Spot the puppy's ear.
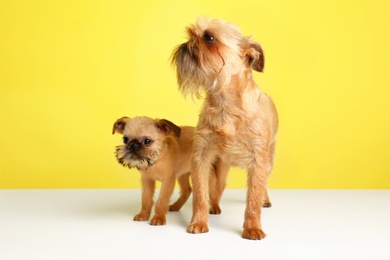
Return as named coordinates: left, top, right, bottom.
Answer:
left=112, top=117, right=130, bottom=135
left=155, top=119, right=181, bottom=138
left=243, top=39, right=265, bottom=72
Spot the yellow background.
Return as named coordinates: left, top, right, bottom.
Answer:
left=1, top=0, right=389, bottom=189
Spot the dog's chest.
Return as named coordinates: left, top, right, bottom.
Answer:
left=218, top=132, right=265, bottom=168
left=202, top=87, right=261, bottom=131
left=201, top=106, right=246, bottom=136
left=198, top=88, right=268, bottom=167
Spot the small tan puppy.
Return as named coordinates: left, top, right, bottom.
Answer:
left=112, top=116, right=193, bottom=225
left=172, top=18, right=278, bottom=240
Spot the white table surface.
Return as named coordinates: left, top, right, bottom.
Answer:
left=1, top=189, right=389, bottom=260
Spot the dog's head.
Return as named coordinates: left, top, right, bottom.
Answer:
left=112, top=116, right=181, bottom=170
left=171, top=18, right=264, bottom=98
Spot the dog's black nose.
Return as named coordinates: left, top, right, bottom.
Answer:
left=128, top=141, right=141, bottom=152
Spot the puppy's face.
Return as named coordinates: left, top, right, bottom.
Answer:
left=171, top=18, right=265, bottom=98
left=112, top=116, right=181, bottom=170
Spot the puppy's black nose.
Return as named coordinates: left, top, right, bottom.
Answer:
left=128, top=141, right=141, bottom=152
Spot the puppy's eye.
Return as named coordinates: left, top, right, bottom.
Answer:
left=123, top=137, right=129, bottom=144
left=203, top=33, right=215, bottom=44
left=143, top=138, right=153, bottom=146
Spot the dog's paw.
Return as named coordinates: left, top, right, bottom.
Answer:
left=150, top=215, right=166, bottom=226
left=262, top=201, right=272, bottom=208
left=187, top=222, right=209, bottom=234
left=169, top=204, right=181, bottom=212
left=209, top=206, right=222, bottom=215
left=133, top=213, right=149, bottom=221
left=242, top=228, right=266, bottom=240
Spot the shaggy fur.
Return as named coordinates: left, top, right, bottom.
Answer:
left=172, top=18, right=278, bottom=240
left=113, top=116, right=193, bottom=225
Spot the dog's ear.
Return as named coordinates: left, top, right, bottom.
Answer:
left=243, top=39, right=264, bottom=72
left=155, top=119, right=181, bottom=138
left=112, top=117, right=130, bottom=135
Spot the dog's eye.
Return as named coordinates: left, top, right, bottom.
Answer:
left=143, top=138, right=153, bottom=146
left=203, top=33, right=215, bottom=44
left=123, top=137, right=129, bottom=144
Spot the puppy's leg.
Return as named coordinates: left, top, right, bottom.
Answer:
left=262, top=189, right=272, bottom=208
left=262, top=142, right=275, bottom=208
left=208, top=167, right=218, bottom=214
left=209, top=158, right=229, bottom=214
left=150, top=175, right=176, bottom=225
left=169, top=172, right=191, bottom=211
left=134, top=176, right=155, bottom=221
left=187, top=142, right=216, bottom=234
left=242, top=157, right=269, bottom=240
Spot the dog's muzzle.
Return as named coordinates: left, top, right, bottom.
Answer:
left=128, top=140, right=141, bottom=153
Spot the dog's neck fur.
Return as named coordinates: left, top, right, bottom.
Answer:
left=201, top=71, right=261, bottom=133
left=207, top=68, right=258, bottom=106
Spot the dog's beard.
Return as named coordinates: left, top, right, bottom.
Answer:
left=115, top=145, right=159, bottom=170
left=172, top=43, right=225, bottom=99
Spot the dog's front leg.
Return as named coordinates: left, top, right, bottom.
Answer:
left=134, top=177, right=155, bottom=221
left=187, top=141, right=216, bottom=234
left=150, top=175, right=176, bottom=226
left=242, top=160, right=268, bottom=240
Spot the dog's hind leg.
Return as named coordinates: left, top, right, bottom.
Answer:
left=262, top=142, right=276, bottom=208
left=169, top=172, right=192, bottom=211
left=209, top=158, right=229, bottom=214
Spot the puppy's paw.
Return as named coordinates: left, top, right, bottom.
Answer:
left=209, top=206, right=221, bottom=215
left=187, top=222, right=209, bottom=234
left=262, top=201, right=272, bottom=208
left=133, top=213, right=150, bottom=222
left=169, top=203, right=182, bottom=212
left=242, top=228, right=266, bottom=240
left=150, top=215, right=166, bottom=226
